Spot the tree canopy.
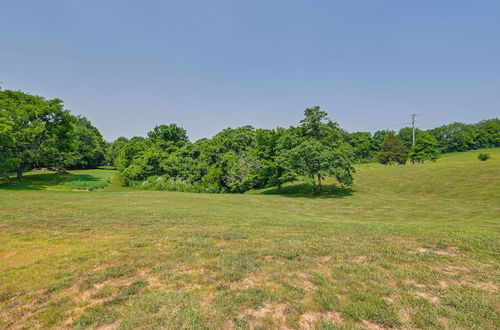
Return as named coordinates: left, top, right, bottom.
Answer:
left=111, top=106, right=355, bottom=194
left=1, top=88, right=498, bottom=193
left=0, top=90, right=106, bottom=179
left=409, top=131, right=440, bottom=163
left=0, top=90, right=74, bottom=179
left=377, top=132, right=407, bottom=165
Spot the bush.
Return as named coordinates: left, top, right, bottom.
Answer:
left=130, top=176, right=222, bottom=193
left=478, top=153, right=490, bottom=161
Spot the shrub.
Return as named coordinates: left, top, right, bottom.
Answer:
left=130, top=176, right=222, bottom=193
left=478, top=153, right=490, bottom=161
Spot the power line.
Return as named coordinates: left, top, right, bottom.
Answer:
left=357, top=122, right=412, bottom=131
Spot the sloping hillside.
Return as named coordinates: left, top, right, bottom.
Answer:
left=0, top=149, right=498, bottom=329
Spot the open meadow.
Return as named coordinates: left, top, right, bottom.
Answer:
left=0, top=149, right=499, bottom=329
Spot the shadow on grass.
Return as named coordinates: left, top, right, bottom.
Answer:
left=0, top=173, right=101, bottom=191
left=256, top=183, right=354, bottom=199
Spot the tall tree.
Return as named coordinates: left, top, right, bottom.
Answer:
left=287, top=106, right=354, bottom=193
left=346, top=131, right=377, bottom=160
left=0, top=90, right=73, bottom=179
left=377, top=132, right=407, bottom=165
left=147, top=124, right=189, bottom=144
left=0, top=117, right=16, bottom=179
left=105, top=137, right=129, bottom=166
left=409, top=132, right=440, bottom=163
left=63, top=116, right=106, bottom=169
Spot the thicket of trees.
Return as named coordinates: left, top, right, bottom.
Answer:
left=108, top=107, right=355, bottom=193
left=1, top=88, right=499, bottom=192
left=344, top=119, right=499, bottom=163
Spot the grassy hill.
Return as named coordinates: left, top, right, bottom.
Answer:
left=0, top=149, right=498, bottom=329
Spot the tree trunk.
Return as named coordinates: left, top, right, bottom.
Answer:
left=277, top=183, right=282, bottom=194
left=16, top=168, right=23, bottom=181
left=312, top=178, right=317, bottom=195
left=317, top=173, right=322, bottom=192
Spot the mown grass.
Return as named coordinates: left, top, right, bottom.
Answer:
left=0, top=149, right=498, bottom=329
left=0, top=168, right=115, bottom=191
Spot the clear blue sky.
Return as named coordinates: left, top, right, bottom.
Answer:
left=1, top=1, right=499, bottom=141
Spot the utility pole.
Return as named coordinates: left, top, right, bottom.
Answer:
left=411, top=114, right=417, bottom=147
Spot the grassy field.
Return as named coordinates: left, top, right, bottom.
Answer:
left=0, top=149, right=499, bottom=329
left=0, top=169, right=115, bottom=192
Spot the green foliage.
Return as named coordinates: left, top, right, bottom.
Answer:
left=0, top=117, right=17, bottom=179
left=2, top=88, right=498, bottom=194
left=409, top=131, right=440, bottom=163
left=285, top=106, right=354, bottom=193
left=345, top=131, right=378, bottom=161
left=398, top=127, right=421, bottom=152
left=62, top=116, right=106, bottom=170
left=0, top=90, right=74, bottom=179
left=147, top=123, right=189, bottom=144
left=105, top=136, right=128, bottom=166
left=117, top=108, right=354, bottom=194
left=426, top=120, right=500, bottom=153
left=373, top=130, right=390, bottom=150
left=377, top=132, right=407, bottom=165
left=478, top=153, right=490, bottom=161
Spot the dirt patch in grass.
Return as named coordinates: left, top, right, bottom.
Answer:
left=96, top=320, right=120, bottom=329
left=414, top=291, right=440, bottom=303
left=239, top=303, right=288, bottom=328
left=229, top=274, right=261, bottom=290
left=412, top=246, right=459, bottom=256
left=404, top=279, right=427, bottom=289
left=471, top=281, right=498, bottom=292
left=362, top=319, right=385, bottom=329
left=440, top=265, right=469, bottom=274
left=353, top=255, right=367, bottom=262
left=299, top=311, right=343, bottom=328
left=0, top=251, right=18, bottom=261
left=138, top=269, right=167, bottom=289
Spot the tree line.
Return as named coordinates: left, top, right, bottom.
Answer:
left=1, top=89, right=499, bottom=193
left=108, top=106, right=354, bottom=193
left=344, top=120, right=499, bottom=163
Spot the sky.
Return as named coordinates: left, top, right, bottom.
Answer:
left=1, top=0, right=499, bottom=141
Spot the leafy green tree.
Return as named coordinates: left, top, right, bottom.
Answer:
left=0, top=117, right=16, bottom=179
left=114, top=137, right=147, bottom=172
left=475, top=119, right=500, bottom=148
left=346, top=131, right=377, bottom=161
left=409, top=132, right=440, bottom=163
left=0, top=90, right=73, bottom=179
left=286, top=106, right=354, bottom=193
left=377, top=132, right=407, bottom=165
left=220, top=151, right=260, bottom=193
left=397, top=127, right=421, bottom=152
left=147, top=124, right=189, bottom=144
left=63, top=116, right=106, bottom=169
left=373, top=130, right=390, bottom=151
left=287, top=139, right=354, bottom=193
left=105, top=137, right=129, bottom=166
left=250, top=127, right=298, bottom=193
left=428, top=122, right=477, bottom=153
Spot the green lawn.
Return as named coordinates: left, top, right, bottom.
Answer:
left=0, top=168, right=115, bottom=192
left=0, top=149, right=499, bottom=329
